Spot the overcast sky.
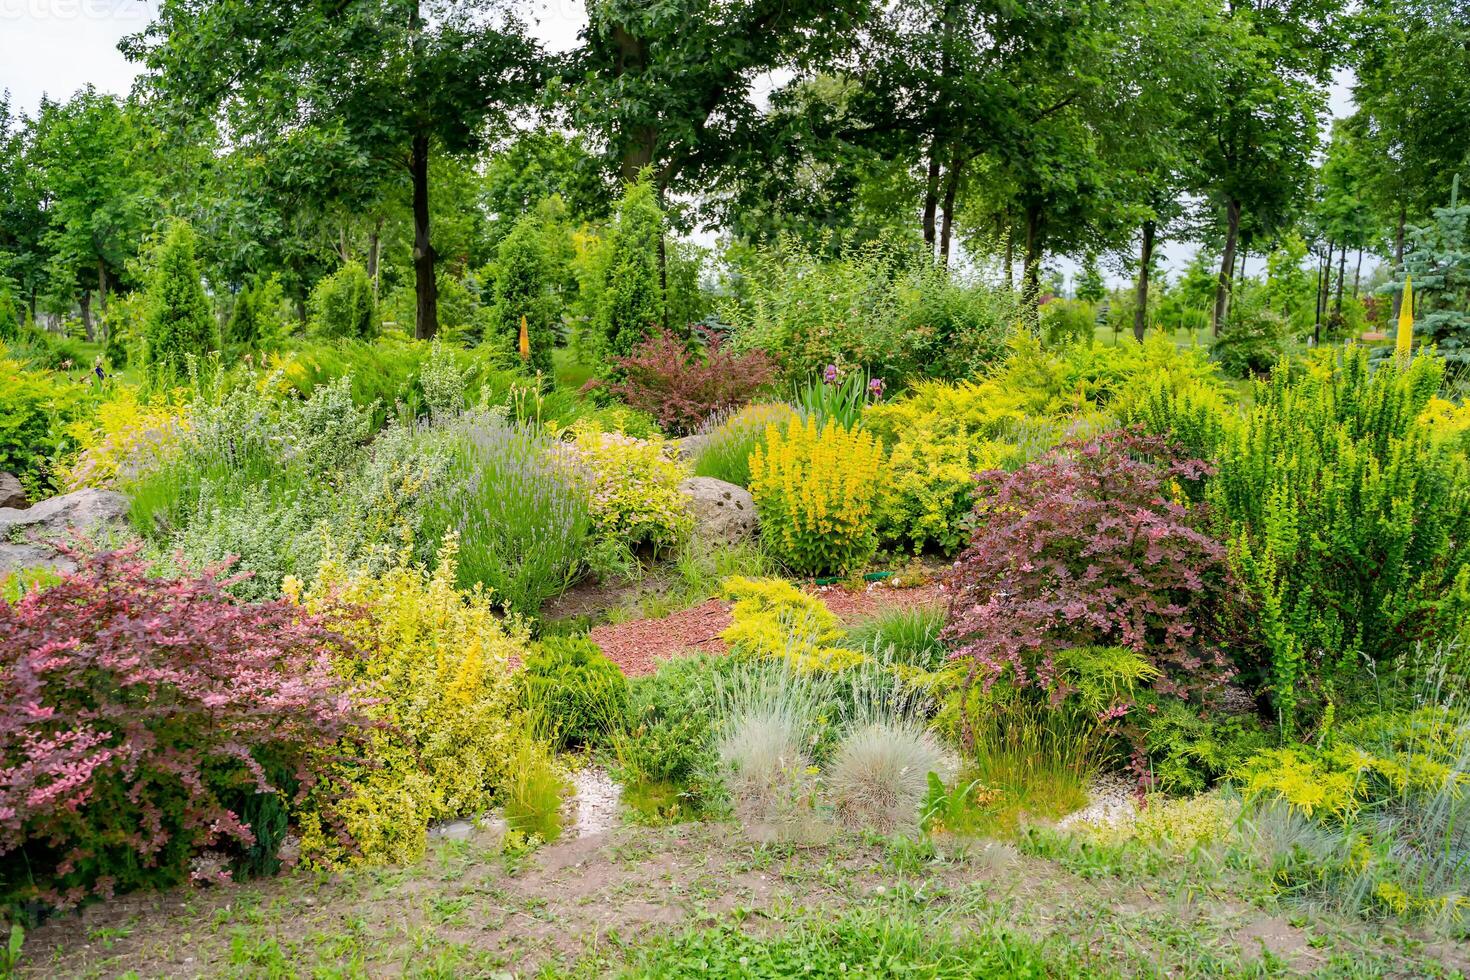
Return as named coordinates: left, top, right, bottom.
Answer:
left=2, top=1, right=1358, bottom=286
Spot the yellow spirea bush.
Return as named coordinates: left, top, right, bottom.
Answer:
left=560, top=421, right=693, bottom=549
left=285, top=537, right=529, bottom=867
left=748, top=416, right=885, bottom=576
left=61, top=385, right=189, bottom=490
left=878, top=424, right=1013, bottom=556
left=721, top=575, right=865, bottom=672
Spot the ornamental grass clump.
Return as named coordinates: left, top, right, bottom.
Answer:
left=748, top=416, right=885, bottom=576
left=0, top=545, right=364, bottom=908
left=423, top=414, right=591, bottom=617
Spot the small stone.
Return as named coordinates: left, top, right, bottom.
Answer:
left=0, top=472, right=25, bottom=510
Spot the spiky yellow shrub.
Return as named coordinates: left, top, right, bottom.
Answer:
left=748, top=417, right=884, bottom=576
left=63, top=386, right=189, bottom=490
left=721, top=575, right=865, bottom=672
left=286, top=538, right=529, bottom=867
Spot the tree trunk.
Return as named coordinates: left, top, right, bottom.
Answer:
left=96, top=258, right=108, bottom=314
left=1391, top=204, right=1406, bottom=319
left=1353, top=247, right=1362, bottom=298
left=938, top=153, right=963, bottom=265
left=1133, top=220, right=1155, bottom=342
left=410, top=133, right=438, bottom=340
left=1334, top=242, right=1347, bottom=313
left=1003, top=211, right=1015, bottom=288
left=367, top=218, right=382, bottom=299
left=80, top=290, right=93, bottom=342
left=1212, top=197, right=1241, bottom=334
left=1022, top=202, right=1044, bottom=311
left=1313, top=250, right=1324, bottom=344
left=921, top=146, right=941, bottom=251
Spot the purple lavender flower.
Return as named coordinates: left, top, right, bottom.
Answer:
left=823, top=363, right=839, bottom=386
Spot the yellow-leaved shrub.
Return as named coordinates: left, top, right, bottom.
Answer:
left=748, top=417, right=884, bottom=576
left=286, top=537, right=530, bottom=867
left=559, top=421, right=693, bottom=549
left=721, top=575, right=865, bottom=672
left=62, top=386, right=189, bottom=490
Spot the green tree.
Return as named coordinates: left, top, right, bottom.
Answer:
left=127, top=0, right=542, bottom=341
left=1351, top=0, right=1470, bottom=309
left=1075, top=258, right=1107, bottom=303
left=308, top=262, right=376, bottom=340
left=1388, top=176, right=1470, bottom=362
left=489, top=213, right=558, bottom=375
left=573, top=0, right=868, bottom=198
left=29, top=88, right=154, bottom=341
left=0, top=94, right=49, bottom=324
left=143, top=222, right=215, bottom=379
left=595, top=178, right=666, bottom=360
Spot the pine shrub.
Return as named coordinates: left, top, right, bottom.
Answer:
left=489, top=212, right=558, bottom=375
left=308, top=261, right=376, bottom=340
left=142, top=221, right=215, bottom=380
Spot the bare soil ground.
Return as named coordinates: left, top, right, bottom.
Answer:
left=22, top=818, right=1467, bottom=978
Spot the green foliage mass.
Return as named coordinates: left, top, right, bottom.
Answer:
left=489, top=211, right=558, bottom=375
left=142, top=222, right=215, bottom=381
left=519, top=635, right=628, bottom=750
left=595, top=177, right=665, bottom=360
left=308, top=262, right=376, bottom=341
left=1211, top=347, right=1470, bottom=728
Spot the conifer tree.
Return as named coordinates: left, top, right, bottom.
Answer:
left=143, top=221, right=214, bottom=380
left=596, top=177, right=664, bottom=360
left=489, top=213, right=557, bottom=375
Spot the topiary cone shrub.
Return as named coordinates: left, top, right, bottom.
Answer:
left=944, top=429, right=1233, bottom=769
left=0, top=544, right=368, bottom=910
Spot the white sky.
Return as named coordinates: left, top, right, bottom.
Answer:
left=1, top=1, right=1358, bottom=286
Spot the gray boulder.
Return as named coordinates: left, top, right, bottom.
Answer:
left=0, top=472, right=24, bottom=510
left=678, top=476, right=758, bottom=545
left=0, top=488, right=131, bottom=576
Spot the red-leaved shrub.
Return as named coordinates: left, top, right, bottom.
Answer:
left=0, top=545, right=365, bottom=908
left=945, top=429, right=1232, bottom=714
left=606, top=326, right=775, bottom=434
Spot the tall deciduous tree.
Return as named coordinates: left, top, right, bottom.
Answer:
left=126, top=0, right=541, bottom=340
left=29, top=88, right=153, bottom=340
left=571, top=0, right=868, bottom=199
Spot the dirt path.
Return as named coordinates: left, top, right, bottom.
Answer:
left=22, top=820, right=1462, bottom=978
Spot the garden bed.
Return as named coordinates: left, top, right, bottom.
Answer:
left=589, top=578, right=947, bottom=675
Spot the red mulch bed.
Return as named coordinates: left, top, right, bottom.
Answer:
left=590, top=580, right=949, bottom=677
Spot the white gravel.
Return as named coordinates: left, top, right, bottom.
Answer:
left=570, top=765, right=622, bottom=838
left=1056, top=773, right=1139, bottom=831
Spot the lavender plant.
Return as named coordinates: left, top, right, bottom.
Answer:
left=423, top=413, right=591, bottom=617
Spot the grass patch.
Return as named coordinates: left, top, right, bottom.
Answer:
left=843, top=603, right=948, bottom=669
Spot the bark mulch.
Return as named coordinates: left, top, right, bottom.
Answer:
left=589, top=580, right=948, bottom=676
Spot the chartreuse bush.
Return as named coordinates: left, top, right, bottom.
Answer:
left=61, top=384, right=188, bottom=490
left=692, top=402, right=796, bottom=487
left=748, top=416, right=885, bottom=576
left=1211, top=347, right=1470, bottom=728
left=721, top=576, right=864, bottom=672
left=1231, top=702, right=1470, bottom=930
left=1, top=546, right=363, bottom=908
left=286, top=539, right=534, bottom=867
left=0, top=344, right=91, bottom=496
left=520, top=635, right=628, bottom=749
left=559, top=421, right=693, bottom=551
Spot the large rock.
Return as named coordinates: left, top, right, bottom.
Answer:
left=678, top=476, right=757, bottom=545
left=0, top=488, right=130, bottom=575
left=0, top=472, right=25, bottom=510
